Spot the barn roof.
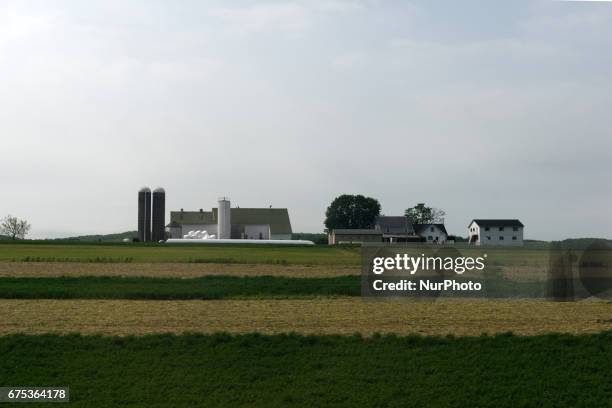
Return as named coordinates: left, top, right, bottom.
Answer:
left=374, top=216, right=413, bottom=234
left=413, top=223, right=448, bottom=235
left=170, top=208, right=292, bottom=235
left=469, top=219, right=524, bottom=228
left=333, top=229, right=383, bottom=235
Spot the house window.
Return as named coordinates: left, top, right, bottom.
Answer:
left=259, top=232, right=263, bottom=240
left=430, top=227, right=434, bottom=232
left=484, top=227, right=489, bottom=231
left=428, top=236, right=433, bottom=241
left=499, top=236, right=504, bottom=240
left=499, top=227, right=504, bottom=231
left=487, top=236, right=491, bottom=240
left=513, top=227, right=518, bottom=231
left=512, top=236, right=517, bottom=240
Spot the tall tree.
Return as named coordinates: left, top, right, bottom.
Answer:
left=1, top=215, right=31, bottom=240
left=325, top=195, right=381, bottom=231
left=405, top=204, right=445, bottom=224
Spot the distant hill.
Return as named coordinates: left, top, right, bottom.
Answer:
left=54, top=231, right=138, bottom=243
left=558, top=238, right=612, bottom=249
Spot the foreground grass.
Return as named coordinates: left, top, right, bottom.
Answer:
left=0, top=276, right=359, bottom=299
left=0, top=243, right=361, bottom=265
left=1, top=332, right=612, bottom=407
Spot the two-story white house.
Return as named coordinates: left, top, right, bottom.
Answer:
left=413, top=224, right=448, bottom=244
left=468, top=219, right=524, bottom=246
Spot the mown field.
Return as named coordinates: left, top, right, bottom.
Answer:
left=0, top=242, right=609, bottom=407
left=0, top=262, right=359, bottom=278
left=3, top=298, right=612, bottom=336
left=2, top=332, right=612, bottom=407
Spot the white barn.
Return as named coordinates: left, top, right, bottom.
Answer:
left=468, top=219, right=524, bottom=246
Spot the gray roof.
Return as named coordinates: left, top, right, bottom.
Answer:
left=470, top=219, right=524, bottom=228
left=333, top=229, right=382, bottom=235
left=413, top=223, right=448, bottom=235
left=375, top=216, right=414, bottom=234
left=170, top=210, right=215, bottom=224
left=170, top=207, right=292, bottom=235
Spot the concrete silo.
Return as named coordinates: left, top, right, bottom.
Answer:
left=138, top=187, right=152, bottom=242
left=217, top=197, right=231, bottom=239
left=152, top=187, right=166, bottom=242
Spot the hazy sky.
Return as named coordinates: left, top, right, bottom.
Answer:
left=1, top=0, right=611, bottom=240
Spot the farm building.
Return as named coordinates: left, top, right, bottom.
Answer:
left=167, top=198, right=292, bottom=240
left=328, top=216, right=449, bottom=244
left=413, top=224, right=448, bottom=244
left=468, top=219, right=524, bottom=246
left=328, top=229, right=383, bottom=244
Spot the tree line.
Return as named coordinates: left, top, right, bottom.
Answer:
left=324, top=195, right=444, bottom=231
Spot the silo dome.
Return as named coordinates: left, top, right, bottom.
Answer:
left=139, top=187, right=151, bottom=193
left=153, top=187, right=165, bottom=193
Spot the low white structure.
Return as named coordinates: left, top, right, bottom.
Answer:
left=167, top=238, right=313, bottom=245
left=468, top=219, right=524, bottom=246
left=183, top=230, right=216, bottom=240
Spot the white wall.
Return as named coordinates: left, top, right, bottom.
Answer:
left=468, top=222, right=481, bottom=245
left=244, top=224, right=270, bottom=240
left=469, top=222, right=524, bottom=246
left=419, top=225, right=448, bottom=244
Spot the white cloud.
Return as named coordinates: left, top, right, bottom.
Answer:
left=209, top=0, right=363, bottom=33
left=0, top=6, right=57, bottom=49
left=209, top=3, right=311, bottom=33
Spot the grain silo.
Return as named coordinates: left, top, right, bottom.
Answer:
left=152, top=187, right=166, bottom=242
left=138, top=187, right=152, bottom=242
left=217, top=197, right=231, bottom=239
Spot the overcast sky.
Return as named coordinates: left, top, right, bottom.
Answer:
left=1, top=0, right=611, bottom=240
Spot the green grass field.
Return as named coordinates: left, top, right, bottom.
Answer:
left=0, top=243, right=361, bottom=265
left=0, top=242, right=564, bottom=267
left=0, top=276, right=359, bottom=299
left=1, top=332, right=611, bottom=407
left=0, top=275, right=551, bottom=299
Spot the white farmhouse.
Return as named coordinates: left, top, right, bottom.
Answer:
left=413, top=224, right=448, bottom=244
left=468, top=219, right=524, bottom=246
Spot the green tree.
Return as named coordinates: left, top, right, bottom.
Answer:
left=405, top=204, right=445, bottom=224
left=325, top=195, right=381, bottom=231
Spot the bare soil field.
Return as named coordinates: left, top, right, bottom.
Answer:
left=2, top=298, right=611, bottom=336
left=0, top=262, right=359, bottom=278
